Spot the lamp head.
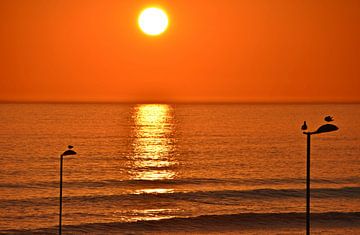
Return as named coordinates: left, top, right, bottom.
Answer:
left=61, top=146, right=77, bottom=157
left=305, top=123, right=339, bottom=135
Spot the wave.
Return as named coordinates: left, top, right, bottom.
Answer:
left=2, top=212, right=360, bottom=234
left=1, top=187, right=360, bottom=207
left=1, top=176, right=359, bottom=189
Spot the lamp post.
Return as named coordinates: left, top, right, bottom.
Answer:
left=59, top=146, right=77, bottom=235
left=302, top=122, right=338, bottom=235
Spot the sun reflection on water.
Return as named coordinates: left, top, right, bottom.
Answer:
left=133, top=188, right=175, bottom=194
left=130, top=104, right=176, bottom=181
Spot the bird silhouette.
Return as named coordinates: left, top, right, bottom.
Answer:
left=301, top=121, right=308, bottom=130
left=324, top=116, right=334, bottom=122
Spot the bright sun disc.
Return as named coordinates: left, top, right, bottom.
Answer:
left=138, top=7, right=169, bottom=36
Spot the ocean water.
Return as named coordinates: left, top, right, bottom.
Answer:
left=0, top=103, right=359, bottom=234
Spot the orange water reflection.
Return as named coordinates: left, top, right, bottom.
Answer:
left=130, top=104, right=176, bottom=181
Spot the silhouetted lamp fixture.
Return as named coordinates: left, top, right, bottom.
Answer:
left=59, top=145, right=77, bottom=235
left=302, top=120, right=338, bottom=235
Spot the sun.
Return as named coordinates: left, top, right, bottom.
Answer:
left=138, top=7, right=169, bottom=36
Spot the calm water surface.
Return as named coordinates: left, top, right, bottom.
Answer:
left=0, top=104, right=359, bottom=234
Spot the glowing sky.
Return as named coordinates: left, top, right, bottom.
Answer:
left=0, top=0, right=359, bottom=102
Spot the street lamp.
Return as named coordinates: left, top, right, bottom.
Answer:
left=302, top=121, right=338, bottom=235
left=59, top=145, right=77, bottom=235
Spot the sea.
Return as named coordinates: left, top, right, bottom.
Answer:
left=0, top=103, right=359, bottom=234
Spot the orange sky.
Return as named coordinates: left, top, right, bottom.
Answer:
left=0, top=0, right=359, bottom=102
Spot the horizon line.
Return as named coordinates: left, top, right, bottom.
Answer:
left=1, top=100, right=359, bottom=105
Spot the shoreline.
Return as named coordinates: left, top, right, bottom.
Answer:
left=3, top=212, right=360, bottom=234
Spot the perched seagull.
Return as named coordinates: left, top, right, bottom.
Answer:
left=301, top=121, right=308, bottom=130
left=68, top=145, right=74, bottom=149
left=324, top=116, right=334, bottom=122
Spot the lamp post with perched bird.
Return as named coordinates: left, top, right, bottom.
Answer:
left=301, top=117, right=338, bottom=235
left=59, top=145, right=77, bottom=235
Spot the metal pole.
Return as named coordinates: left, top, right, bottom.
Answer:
left=306, top=133, right=311, bottom=235
left=59, top=155, right=63, bottom=235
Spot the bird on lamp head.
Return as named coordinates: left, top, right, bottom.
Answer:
left=301, top=121, right=308, bottom=130
left=324, top=116, right=334, bottom=122
left=61, top=145, right=76, bottom=157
